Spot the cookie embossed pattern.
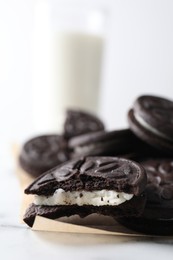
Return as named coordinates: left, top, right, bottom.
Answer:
left=19, top=135, right=70, bottom=178
left=128, top=95, right=173, bottom=154
left=19, top=109, right=105, bottom=179
left=116, top=158, right=173, bottom=235
left=23, top=157, right=147, bottom=227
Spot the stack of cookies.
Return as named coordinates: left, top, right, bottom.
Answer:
left=19, top=95, right=173, bottom=235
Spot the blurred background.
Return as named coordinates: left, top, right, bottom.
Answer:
left=1, top=0, right=173, bottom=169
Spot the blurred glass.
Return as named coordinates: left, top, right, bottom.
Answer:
left=32, top=0, right=106, bottom=134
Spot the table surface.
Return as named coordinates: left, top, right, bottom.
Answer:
left=1, top=163, right=173, bottom=260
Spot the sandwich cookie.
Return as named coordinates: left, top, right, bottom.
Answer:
left=116, top=158, right=173, bottom=235
left=19, top=135, right=70, bottom=178
left=69, top=129, right=156, bottom=157
left=128, top=95, right=173, bottom=155
left=23, top=156, right=147, bottom=227
left=63, top=109, right=105, bottom=140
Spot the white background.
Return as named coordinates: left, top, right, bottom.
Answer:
left=1, top=0, right=173, bottom=166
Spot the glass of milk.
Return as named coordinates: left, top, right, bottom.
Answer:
left=32, top=0, right=106, bottom=134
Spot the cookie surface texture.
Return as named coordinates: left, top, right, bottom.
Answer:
left=63, top=110, right=104, bottom=139
left=19, top=135, right=70, bottom=177
left=128, top=95, right=173, bottom=154
left=24, top=157, right=147, bottom=227
left=69, top=129, right=152, bottom=157
left=116, top=157, right=173, bottom=235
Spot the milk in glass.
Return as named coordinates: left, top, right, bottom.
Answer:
left=32, top=2, right=105, bottom=133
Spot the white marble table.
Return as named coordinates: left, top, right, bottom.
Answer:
left=1, top=164, right=173, bottom=260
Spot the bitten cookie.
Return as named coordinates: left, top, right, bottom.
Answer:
left=19, top=135, right=70, bottom=178
left=128, top=95, right=173, bottom=155
left=23, top=156, right=147, bottom=227
left=63, top=109, right=105, bottom=139
left=116, top=158, right=173, bottom=235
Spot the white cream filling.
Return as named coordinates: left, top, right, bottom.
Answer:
left=34, top=189, right=133, bottom=206
left=134, top=113, right=173, bottom=141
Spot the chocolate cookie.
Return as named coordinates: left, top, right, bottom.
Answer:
left=128, top=95, right=173, bottom=155
left=69, top=129, right=158, bottom=157
left=23, top=157, right=147, bottom=227
left=63, top=109, right=104, bottom=139
left=116, top=158, right=173, bottom=235
left=19, top=135, right=70, bottom=178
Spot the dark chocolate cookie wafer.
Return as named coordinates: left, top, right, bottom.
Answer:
left=128, top=95, right=173, bottom=155
left=19, top=135, right=70, bottom=178
left=63, top=109, right=104, bottom=139
left=24, top=157, right=147, bottom=227
left=116, top=158, right=173, bottom=235
left=69, top=129, right=158, bottom=157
